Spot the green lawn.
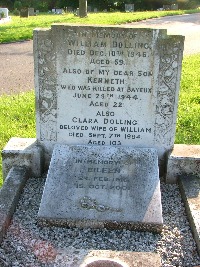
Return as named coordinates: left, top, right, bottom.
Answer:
left=0, top=9, right=199, bottom=43
left=0, top=54, right=199, bottom=186
left=176, top=55, right=200, bottom=144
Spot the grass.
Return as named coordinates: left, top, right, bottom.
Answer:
left=176, top=54, right=200, bottom=144
left=0, top=9, right=200, bottom=43
left=0, top=54, right=199, bottom=186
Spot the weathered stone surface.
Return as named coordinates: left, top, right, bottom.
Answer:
left=0, top=167, right=29, bottom=243
left=38, top=144, right=163, bottom=232
left=28, top=7, right=35, bottom=16
left=125, top=4, right=134, bottom=12
left=166, top=144, right=200, bottom=183
left=20, top=7, right=29, bottom=17
left=79, top=250, right=161, bottom=267
left=179, top=175, right=200, bottom=255
left=0, top=8, right=8, bottom=18
left=2, top=137, right=43, bottom=180
left=33, top=24, right=184, bottom=171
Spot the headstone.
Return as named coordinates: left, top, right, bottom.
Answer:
left=67, top=6, right=73, bottom=13
left=93, top=8, right=98, bottom=13
left=20, top=7, right=29, bottom=18
left=56, top=8, right=63, bottom=14
left=28, top=7, right=34, bottom=16
left=125, top=4, right=134, bottom=12
left=0, top=8, right=8, bottom=18
left=79, top=0, right=87, bottom=17
left=163, top=5, right=171, bottom=10
left=33, top=24, right=184, bottom=171
left=36, top=10, right=39, bottom=15
left=52, top=8, right=63, bottom=14
left=171, top=4, right=178, bottom=10
left=38, top=144, right=163, bottom=232
left=87, top=5, right=92, bottom=12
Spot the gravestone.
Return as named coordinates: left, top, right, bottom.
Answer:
left=20, top=7, right=29, bottom=18
left=67, top=6, right=73, bottom=12
left=34, top=24, right=184, bottom=231
left=87, top=5, right=92, bottom=12
left=33, top=24, right=184, bottom=171
left=171, top=4, right=178, bottom=10
left=52, top=8, right=63, bottom=14
left=163, top=5, right=171, bottom=10
left=28, top=7, right=34, bottom=16
left=56, top=8, right=63, bottom=14
left=0, top=8, right=8, bottom=18
left=79, top=0, right=87, bottom=17
left=93, top=8, right=98, bottom=13
left=38, top=144, right=162, bottom=231
left=125, top=4, right=134, bottom=12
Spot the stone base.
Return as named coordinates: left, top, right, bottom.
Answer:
left=166, top=144, right=200, bottom=183
left=2, top=137, right=44, bottom=180
left=38, top=144, right=163, bottom=232
left=79, top=250, right=161, bottom=267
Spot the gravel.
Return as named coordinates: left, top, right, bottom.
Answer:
left=0, top=176, right=200, bottom=267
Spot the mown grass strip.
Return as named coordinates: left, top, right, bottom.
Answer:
left=176, top=54, right=200, bottom=144
left=0, top=9, right=199, bottom=43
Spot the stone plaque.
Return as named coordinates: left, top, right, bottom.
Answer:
left=33, top=25, right=184, bottom=168
left=38, top=144, right=163, bottom=232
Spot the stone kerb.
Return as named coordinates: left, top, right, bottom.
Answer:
left=33, top=24, right=184, bottom=172
left=0, top=167, right=29, bottom=243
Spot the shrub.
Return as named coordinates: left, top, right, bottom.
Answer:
left=12, top=9, right=20, bottom=16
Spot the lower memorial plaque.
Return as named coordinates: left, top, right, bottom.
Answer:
left=38, top=144, right=163, bottom=232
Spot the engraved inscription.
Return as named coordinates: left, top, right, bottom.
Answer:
left=35, top=25, right=184, bottom=158
left=73, top=151, right=131, bottom=192
left=56, top=27, right=156, bottom=146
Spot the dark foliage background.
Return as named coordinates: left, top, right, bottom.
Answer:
left=0, top=0, right=199, bottom=12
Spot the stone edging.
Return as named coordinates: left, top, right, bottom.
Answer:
left=0, top=166, right=29, bottom=243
